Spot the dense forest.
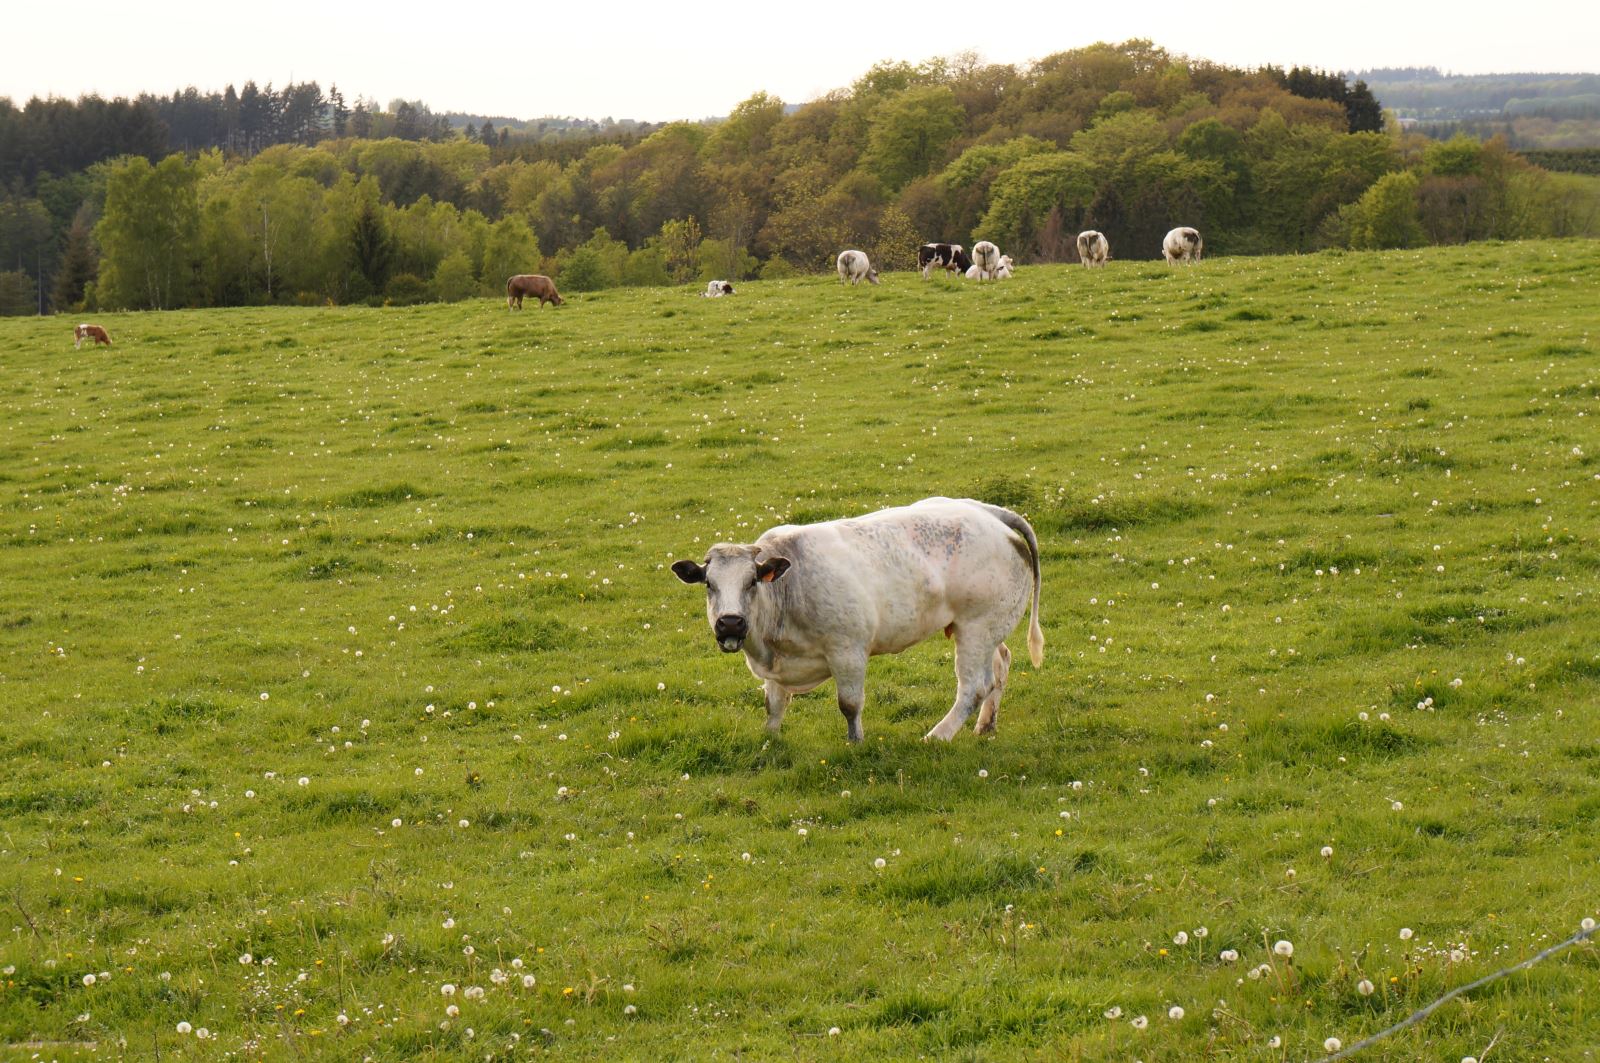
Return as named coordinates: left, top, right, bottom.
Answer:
left=1, top=41, right=1597, bottom=314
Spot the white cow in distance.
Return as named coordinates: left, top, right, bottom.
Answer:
left=672, top=497, right=1044, bottom=743
left=969, top=240, right=1003, bottom=280
left=1077, top=230, right=1108, bottom=267
left=836, top=250, right=880, bottom=285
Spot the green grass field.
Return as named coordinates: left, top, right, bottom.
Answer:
left=2, top=241, right=1598, bottom=1061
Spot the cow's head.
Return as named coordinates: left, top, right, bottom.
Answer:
left=866, top=268, right=880, bottom=285
left=550, top=292, right=565, bottom=306
left=672, top=544, right=791, bottom=653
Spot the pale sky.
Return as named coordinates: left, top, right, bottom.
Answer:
left=5, top=1, right=1594, bottom=122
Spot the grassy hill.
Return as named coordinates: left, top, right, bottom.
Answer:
left=1, top=242, right=1597, bottom=1060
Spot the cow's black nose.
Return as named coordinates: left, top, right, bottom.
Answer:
left=714, top=615, right=748, bottom=639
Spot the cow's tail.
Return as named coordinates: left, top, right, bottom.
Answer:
left=981, top=502, right=1044, bottom=667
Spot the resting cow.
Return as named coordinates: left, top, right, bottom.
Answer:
left=918, top=243, right=972, bottom=279
left=836, top=250, right=880, bottom=285
left=1162, top=227, right=1203, bottom=266
left=74, top=323, right=111, bottom=348
left=703, top=280, right=735, bottom=297
left=506, top=274, right=564, bottom=309
left=1077, top=231, right=1108, bottom=268
left=672, top=497, right=1044, bottom=743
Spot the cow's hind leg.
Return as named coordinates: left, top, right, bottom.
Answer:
left=973, top=641, right=1011, bottom=735
left=925, top=630, right=998, bottom=741
left=763, top=679, right=792, bottom=735
left=830, top=653, right=868, bottom=743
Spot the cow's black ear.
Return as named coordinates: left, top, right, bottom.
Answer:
left=756, top=557, right=791, bottom=583
left=672, top=560, right=706, bottom=584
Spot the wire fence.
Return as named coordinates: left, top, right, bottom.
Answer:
left=1319, top=921, right=1597, bottom=1061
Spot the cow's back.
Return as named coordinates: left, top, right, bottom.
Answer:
left=756, top=498, right=1029, bottom=654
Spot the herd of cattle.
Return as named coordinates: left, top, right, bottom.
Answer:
left=69, top=225, right=1204, bottom=341
left=503, top=226, right=1205, bottom=309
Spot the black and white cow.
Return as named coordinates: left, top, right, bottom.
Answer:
left=918, top=242, right=973, bottom=279
left=1162, top=227, right=1203, bottom=265
left=702, top=280, right=736, bottom=297
left=672, top=497, right=1044, bottom=742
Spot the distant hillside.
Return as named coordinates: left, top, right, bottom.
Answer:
left=1353, top=68, right=1600, bottom=147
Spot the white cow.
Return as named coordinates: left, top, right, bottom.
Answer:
left=836, top=250, right=880, bottom=285
left=1076, top=230, right=1108, bottom=267
left=969, top=240, right=1003, bottom=280
left=1162, top=227, right=1203, bottom=265
left=703, top=280, right=735, bottom=297
left=672, top=497, right=1044, bottom=742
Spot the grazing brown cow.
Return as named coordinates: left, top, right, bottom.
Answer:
left=74, top=323, right=111, bottom=349
left=506, top=274, right=564, bottom=309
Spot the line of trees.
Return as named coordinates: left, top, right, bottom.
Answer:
left=3, top=42, right=1596, bottom=314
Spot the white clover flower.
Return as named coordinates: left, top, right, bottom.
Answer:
left=1274, top=940, right=1294, bottom=957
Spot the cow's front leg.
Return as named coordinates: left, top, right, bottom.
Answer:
left=763, top=679, right=792, bottom=734
left=830, top=655, right=867, bottom=744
